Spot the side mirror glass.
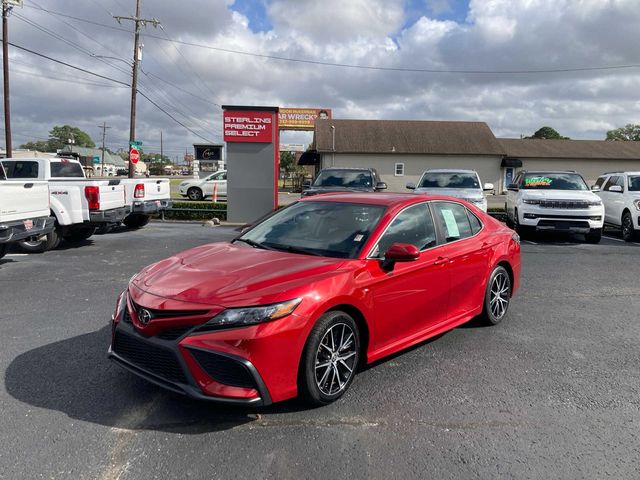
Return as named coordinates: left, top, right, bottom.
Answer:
left=405, top=182, right=416, bottom=190
left=507, top=183, right=519, bottom=191
left=590, top=185, right=601, bottom=192
left=609, top=185, right=623, bottom=193
left=483, top=182, right=494, bottom=191
left=375, top=182, right=387, bottom=191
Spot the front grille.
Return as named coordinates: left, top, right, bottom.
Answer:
left=155, top=327, right=193, bottom=341
left=538, top=200, right=591, bottom=209
left=187, top=348, right=257, bottom=389
left=113, top=330, right=188, bottom=384
left=131, top=300, right=208, bottom=319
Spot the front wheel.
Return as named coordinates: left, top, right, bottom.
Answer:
left=481, top=265, right=511, bottom=325
left=621, top=212, right=637, bottom=242
left=585, top=228, right=602, bottom=244
left=187, top=187, right=203, bottom=201
left=298, top=311, right=360, bottom=406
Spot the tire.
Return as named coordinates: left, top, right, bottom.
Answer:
left=298, top=311, right=361, bottom=406
left=95, top=223, right=115, bottom=235
left=481, top=265, right=511, bottom=326
left=187, top=187, right=203, bottom=201
left=63, top=225, right=96, bottom=243
left=18, top=225, right=61, bottom=253
left=505, top=203, right=514, bottom=228
left=585, top=228, right=602, bottom=244
left=0, top=243, right=7, bottom=260
left=621, top=211, right=638, bottom=242
left=123, top=214, right=151, bottom=229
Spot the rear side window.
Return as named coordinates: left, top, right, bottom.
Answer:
left=2, top=160, right=38, bottom=178
left=594, top=176, right=607, bottom=188
left=468, top=211, right=483, bottom=235
left=603, top=176, right=623, bottom=192
left=50, top=161, right=84, bottom=177
left=432, top=202, right=473, bottom=242
left=372, top=203, right=437, bottom=257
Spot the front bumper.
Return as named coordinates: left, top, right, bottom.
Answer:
left=131, top=199, right=173, bottom=214
left=518, top=205, right=604, bottom=233
left=0, top=215, right=55, bottom=243
left=89, top=207, right=129, bottom=224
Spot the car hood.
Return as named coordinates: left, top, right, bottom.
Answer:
left=521, top=190, right=599, bottom=200
left=131, top=242, right=347, bottom=306
left=414, top=187, right=484, bottom=200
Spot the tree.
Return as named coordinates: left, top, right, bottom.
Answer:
left=280, top=151, right=299, bottom=173
left=526, top=126, right=570, bottom=140
left=606, top=124, right=640, bottom=141
left=48, top=125, right=95, bottom=151
left=19, top=140, right=52, bottom=152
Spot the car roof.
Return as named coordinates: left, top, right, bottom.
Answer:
left=424, top=169, right=478, bottom=174
left=319, top=167, right=373, bottom=171
left=601, top=171, right=640, bottom=175
left=522, top=170, right=579, bottom=174
left=300, top=192, right=466, bottom=206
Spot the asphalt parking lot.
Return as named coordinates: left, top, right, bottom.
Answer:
left=1, top=223, right=639, bottom=479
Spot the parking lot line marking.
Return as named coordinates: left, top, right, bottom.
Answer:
left=603, top=235, right=624, bottom=243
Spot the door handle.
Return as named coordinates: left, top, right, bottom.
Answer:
left=433, top=256, right=449, bottom=266
left=24, top=183, right=34, bottom=188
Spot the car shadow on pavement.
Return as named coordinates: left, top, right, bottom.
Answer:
left=4, top=325, right=305, bottom=434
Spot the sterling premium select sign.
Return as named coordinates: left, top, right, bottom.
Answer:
left=223, top=111, right=274, bottom=142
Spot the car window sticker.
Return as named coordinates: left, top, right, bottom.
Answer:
left=441, top=209, right=460, bottom=237
left=525, top=176, right=552, bottom=187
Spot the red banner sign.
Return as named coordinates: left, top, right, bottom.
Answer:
left=224, top=111, right=274, bottom=143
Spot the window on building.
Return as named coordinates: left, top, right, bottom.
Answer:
left=394, top=163, right=405, bottom=176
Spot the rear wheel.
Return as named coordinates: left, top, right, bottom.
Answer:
left=63, top=225, right=96, bottom=243
left=585, top=228, right=602, bottom=244
left=123, top=214, right=151, bottom=229
left=19, top=224, right=61, bottom=253
left=187, top=187, right=203, bottom=201
left=505, top=203, right=514, bottom=228
left=481, top=265, right=511, bottom=325
left=298, top=311, right=360, bottom=406
left=621, top=211, right=637, bottom=242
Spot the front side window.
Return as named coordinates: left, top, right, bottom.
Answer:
left=2, top=160, right=39, bottom=178
left=594, top=176, right=607, bottom=188
left=628, top=176, right=640, bottom=191
left=238, top=201, right=386, bottom=259
left=370, top=203, right=437, bottom=258
left=432, top=202, right=473, bottom=242
left=603, top=176, right=623, bottom=192
left=50, top=161, right=84, bottom=177
left=313, top=170, right=373, bottom=188
left=209, top=171, right=226, bottom=181
left=522, top=173, right=588, bottom=190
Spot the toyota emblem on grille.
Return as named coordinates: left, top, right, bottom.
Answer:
left=138, top=308, right=153, bottom=325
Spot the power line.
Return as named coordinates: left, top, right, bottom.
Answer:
left=11, top=67, right=128, bottom=88
left=20, top=3, right=640, bottom=75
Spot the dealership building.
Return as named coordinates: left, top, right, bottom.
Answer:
left=302, top=119, right=640, bottom=192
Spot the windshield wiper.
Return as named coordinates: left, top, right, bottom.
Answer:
left=234, top=238, right=274, bottom=250
left=265, top=243, right=324, bottom=256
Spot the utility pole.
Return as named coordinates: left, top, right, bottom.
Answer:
left=113, top=0, right=160, bottom=177
left=2, top=0, right=19, bottom=158
left=98, top=122, right=111, bottom=177
left=160, top=130, right=163, bottom=161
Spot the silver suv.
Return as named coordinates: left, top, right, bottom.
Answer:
left=406, top=169, right=493, bottom=212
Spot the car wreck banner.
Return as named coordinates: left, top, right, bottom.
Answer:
left=223, top=111, right=274, bottom=142
left=278, top=108, right=332, bottom=130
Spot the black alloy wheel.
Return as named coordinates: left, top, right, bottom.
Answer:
left=187, top=187, right=203, bottom=201
left=481, top=265, right=511, bottom=325
left=622, top=211, right=637, bottom=242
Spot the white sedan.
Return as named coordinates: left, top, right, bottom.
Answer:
left=179, top=170, right=227, bottom=201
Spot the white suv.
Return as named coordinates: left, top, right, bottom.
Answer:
left=406, top=169, right=493, bottom=212
left=505, top=170, right=604, bottom=243
left=594, top=171, right=640, bottom=241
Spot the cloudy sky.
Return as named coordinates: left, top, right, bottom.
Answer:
left=4, top=0, right=640, bottom=160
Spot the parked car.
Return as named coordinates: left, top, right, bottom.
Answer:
left=301, top=167, right=387, bottom=197
left=406, top=169, right=493, bottom=211
left=120, top=178, right=172, bottom=228
left=594, top=171, right=640, bottom=241
left=109, top=193, right=520, bottom=406
left=0, top=162, right=54, bottom=259
left=505, top=170, right=604, bottom=243
left=2, top=157, right=128, bottom=252
left=178, top=170, right=227, bottom=201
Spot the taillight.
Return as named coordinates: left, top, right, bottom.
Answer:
left=84, top=186, right=100, bottom=210
left=134, top=183, right=145, bottom=198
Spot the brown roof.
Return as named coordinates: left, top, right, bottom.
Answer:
left=499, top=138, right=640, bottom=160
left=314, top=120, right=504, bottom=155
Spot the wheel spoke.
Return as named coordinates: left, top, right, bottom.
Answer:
left=338, top=359, right=353, bottom=373
left=315, top=361, right=331, bottom=370
left=338, top=351, right=356, bottom=361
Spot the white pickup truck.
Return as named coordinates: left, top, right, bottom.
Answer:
left=2, top=157, right=128, bottom=252
left=120, top=178, right=172, bottom=228
left=0, top=162, right=54, bottom=259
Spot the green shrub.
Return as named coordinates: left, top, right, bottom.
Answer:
left=160, top=201, right=227, bottom=221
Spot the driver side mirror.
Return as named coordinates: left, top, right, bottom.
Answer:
left=590, top=185, right=601, bottom=192
left=507, top=183, right=519, bottom=191
left=405, top=182, right=416, bottom=190
left=375, top=182, right=387, bottom=191
left=381, top=243, right=420, bottom=271
left=483, top=182, right=494, bottom=192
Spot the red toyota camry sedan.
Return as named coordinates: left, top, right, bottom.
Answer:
left=109, top=193, right=520, bottom=406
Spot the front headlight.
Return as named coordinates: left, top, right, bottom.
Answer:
left=586, top=200, right=603, bottom=207
left=193, top=298, right=302, bottom=332
left=522, top=199, right=541, bottom=205
left=634, top=199, right=640, bottom=211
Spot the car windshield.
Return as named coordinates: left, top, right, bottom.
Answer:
left=628, top=176, right=640, bottom=191
left=313, top=170, right=373, bottom=188
left=237, top=201, right=386, bottom=259
left=522, top=173, right=588, bottom=190
left=419, top=172, right=480, bottom=189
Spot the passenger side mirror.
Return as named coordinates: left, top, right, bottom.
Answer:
left=405, top=182, right=416, bottom=190
left=507, top=183, right=519, bottom=191
left=375, top=182, right=387, bottom=191
left=302, top=180, right=312, bottom=189
left=381, top=243, right=420, bottom=271
left=483, top=183, right=494, bottom=192
left=609, top=185, right=623, bottom=193
left=590, top=185, right=601, bottom=192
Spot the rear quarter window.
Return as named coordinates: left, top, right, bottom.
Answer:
left=50, top=161, right=84, bottom=177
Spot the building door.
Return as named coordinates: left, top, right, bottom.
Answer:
left=504, top=167, right=514, bottom=191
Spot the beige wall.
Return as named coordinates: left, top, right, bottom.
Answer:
left=320, top=153, right=504, bottom=193
left=516, top=158, right=640, bottom=186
